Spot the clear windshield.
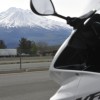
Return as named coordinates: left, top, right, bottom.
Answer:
left=52, top=0, right=100, bottom=17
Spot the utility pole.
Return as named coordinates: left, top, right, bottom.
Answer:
left=19, top=49, right=22, bottom=70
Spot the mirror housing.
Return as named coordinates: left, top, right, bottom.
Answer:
left=30, top=0, right=67, bottom=20
left=30, top=0, right=55, bottom=16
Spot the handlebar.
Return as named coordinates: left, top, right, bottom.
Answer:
left=65, top=10, right=97, bottom=29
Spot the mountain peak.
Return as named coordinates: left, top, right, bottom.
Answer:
left=0, top=7, right=72, bottom=48
left=0, top=7, right=70, bottom=29
left=0, top=7, right=34, bottom=27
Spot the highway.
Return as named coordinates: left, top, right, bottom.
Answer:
left=0, top=62, right=51, bottom=71
left=0, top=71, right=60, bottom=100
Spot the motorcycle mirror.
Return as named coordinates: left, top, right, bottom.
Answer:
left=30, top=0, right=55, bottom=15
left=30, top=0, right=67, bottom=20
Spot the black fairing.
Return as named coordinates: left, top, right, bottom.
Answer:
left=54, top=14, right=100, bottom=73
left=92, top=22, right=100, bottom=37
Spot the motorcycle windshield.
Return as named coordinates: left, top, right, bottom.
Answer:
left=52, top=0, right=100, bottom=17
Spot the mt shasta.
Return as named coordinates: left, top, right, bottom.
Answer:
left=0, top=7, right=71, bottom=48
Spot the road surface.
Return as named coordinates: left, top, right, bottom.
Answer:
left=0, top=71, right=60, bottom=100
left=0, top=62, right=51, bottom=71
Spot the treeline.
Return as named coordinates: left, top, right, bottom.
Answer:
left=0, top=40, right=7, bottom=49
left=0, top=38, right=61, bottom=56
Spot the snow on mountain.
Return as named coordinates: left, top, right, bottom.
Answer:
left=0, top=7, right=69, bottom=29
left=0, top=7, right=72, bottom=48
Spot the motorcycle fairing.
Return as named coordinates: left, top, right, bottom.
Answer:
left=49, top=19, right=100, bottom=99
left=75, top=72, right=100, bottom=100
left=92, top=22, right=100, bottom=37
left=50, top=70, right=100, bottom=100
left=50, top=72, right=80, bottom=100
left=49, top=31, right=82, bottom=99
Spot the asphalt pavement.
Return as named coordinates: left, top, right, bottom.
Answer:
left=0, top=71, right=60, bottom=100
left=0, top=56, right=52, bottom=74
left=0, top=62, right=51, bottom=74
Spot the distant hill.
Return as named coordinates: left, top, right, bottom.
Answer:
left=0, top=7, right=72, bottom=48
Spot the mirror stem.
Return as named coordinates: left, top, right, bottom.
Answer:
left=55, top=13, right=67, bottom=20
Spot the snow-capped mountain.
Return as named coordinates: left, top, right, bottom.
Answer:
left=0, top=7, right=70, bottom=29
left=0, top=7, right=72, bottom=48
